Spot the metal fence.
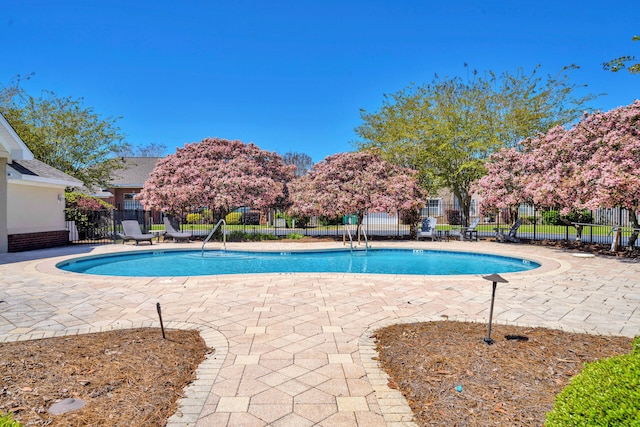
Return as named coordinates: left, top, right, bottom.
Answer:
left=66, top=209, right=152, bottom=245
left=66, top=204, right=640, bottom=248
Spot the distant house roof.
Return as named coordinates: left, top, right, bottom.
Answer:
left=107, top=157, right=161, bottom=188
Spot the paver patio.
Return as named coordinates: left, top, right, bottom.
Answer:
left=1, top=240, right=638, bottom=426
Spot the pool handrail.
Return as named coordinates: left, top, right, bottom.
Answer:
left=343, top=225, right=369, bottom=253
left=343, top=225, right=354, bottom=252
left=361, top=226, right=369, bottom=252
left=201, top=219, right=226, bottom=256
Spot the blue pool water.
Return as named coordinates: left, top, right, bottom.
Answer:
left=57, top=249, right=540, bottom=277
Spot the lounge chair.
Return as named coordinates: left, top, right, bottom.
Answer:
left=494, top=218, right=524, bottom=243
left=119, top=220, right=155, bottom=245
left=462, top=217, right=481, bottom=241
left=450, top=217, right=481, bottom=241
left=163, top=217, right=192, bottom=242
left=417, top=217, right=438, bottom=241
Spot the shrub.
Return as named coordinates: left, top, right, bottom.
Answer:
left=542, top=210, right=562, bottom=225
left=199, top=208, right=213, bottom=223
left=226, top=231, right=279, bottom=241
left=225, top=212, right=242, bottom=225
left=566, top=209, right=594, bottom=224
left=64, top=192, right=114, bottom=224
left=318, top=215, right=342, bottom=226
left=186, top=213, right=202, bottom=224
left=291, top=216, right=308, bottom=228
left=446, top=209, right=462, bottom=225
left=286, top=233, right=304, bottom=240
left=261, top=233, right=279, bottom=240
left=227, top=230, right=246, bottom=241
left=65, top=191, right=114, bottom=211
left=545, top=336, right=640, bottom=426
left=0, top=413, right=23, bottom=427
left=243, top=211, right=261, bottom=225
left=64, top=192, right=114, bottom=240
left=542, top=209, right=594, bottom=226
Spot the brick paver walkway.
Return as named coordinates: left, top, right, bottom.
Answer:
left=1, top=240, right=638, bottom=426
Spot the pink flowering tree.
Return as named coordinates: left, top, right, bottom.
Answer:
left=475, top=100, right=640, bottom=245
left=288, top=150, right=424, bottom=239
left=473, top=147, right=534, bottom=223
left=137, top=138, right=295, bottom=219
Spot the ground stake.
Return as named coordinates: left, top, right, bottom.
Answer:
left=157, top=302, right=166, bottom=339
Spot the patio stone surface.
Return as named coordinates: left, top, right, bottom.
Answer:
left=1, top=239, right=639, bottom=426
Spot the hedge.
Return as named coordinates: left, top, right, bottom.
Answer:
left=545, top=336, right=640, bottom=426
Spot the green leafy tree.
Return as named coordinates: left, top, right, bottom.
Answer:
left=355, top=65, right=596, bottom=225
left=0, top=76, right=126, bottom=189
left=115, top=142, right=167, bottom=157
left=603, top=35, right=640, bottom=74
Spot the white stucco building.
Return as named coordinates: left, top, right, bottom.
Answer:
left=0, top=113, right=81, bottom=252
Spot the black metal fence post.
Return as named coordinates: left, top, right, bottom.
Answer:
left=112, top=209, right=118, bottom=244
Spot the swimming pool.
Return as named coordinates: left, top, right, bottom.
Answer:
left=56, top=249, right=540, bottom=277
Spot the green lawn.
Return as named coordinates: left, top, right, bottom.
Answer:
left=149, top=222, right=624, bottom=238
left=439, top=223, right=620, bottom=237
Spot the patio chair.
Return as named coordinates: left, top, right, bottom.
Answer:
left=463, top=217, right=481, bottom=241
left=451, top=217, right=481, bottom=241
left=118, top=220, right=155, bottom=245
left=417, top=217, right=438, bottom=241
left=163, top=217, right=192, bottom=242
left=494, top=218, right=524, bottom=243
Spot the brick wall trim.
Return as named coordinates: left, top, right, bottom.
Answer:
left=8, top=230, right=70, bottom=252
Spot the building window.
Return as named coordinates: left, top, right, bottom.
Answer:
left=123, top=193, right=143, bottom=210
left=453, top=198, right=478, bottom=217
left=421, top=199, right=442, bottom=217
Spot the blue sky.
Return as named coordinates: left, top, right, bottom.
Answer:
left=2, top=1, right=639, bottom=162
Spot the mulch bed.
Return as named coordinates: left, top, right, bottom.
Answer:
left=527, top=238, right=640, bottom=258
left=0, top=328, right=210, bottom=426
left=373, top=321, right=633, bottom=426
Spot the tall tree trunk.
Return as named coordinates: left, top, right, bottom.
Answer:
left=453, top=189, right=472, bottom=227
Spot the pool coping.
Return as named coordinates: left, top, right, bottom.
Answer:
left=52, top=246, right=546, bottom=278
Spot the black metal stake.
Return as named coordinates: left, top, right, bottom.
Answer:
left=482, top=274, right=508, bottom=345
left=485, top=281, right=497, bottom=344
left=156, top=302, right=166, bottom=339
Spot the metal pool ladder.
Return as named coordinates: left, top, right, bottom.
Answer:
left=201, top=219, right=226, bottom=256
left=343, top=225, right=369, bottom=253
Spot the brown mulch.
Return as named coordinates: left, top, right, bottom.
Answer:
left=374, top=321, right=633, bottom=427
left=0, top=328, right=210, bottom=426
left=527, top=238, right=640, bottom=258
